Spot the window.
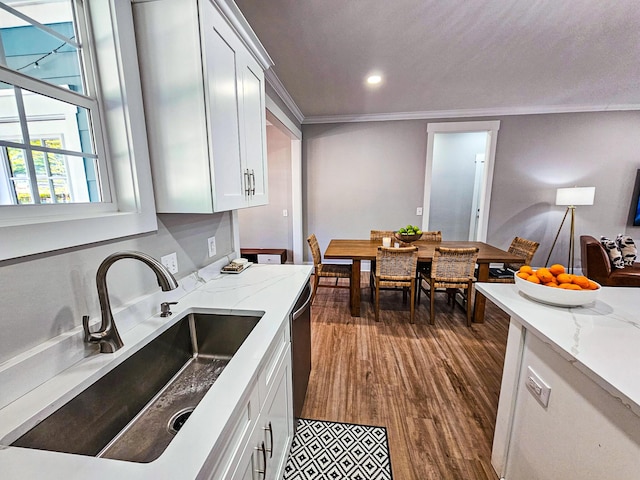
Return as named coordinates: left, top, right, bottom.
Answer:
left=0, top=0, right=158, bottom=260
left=0, top=0, right=108, bottom=206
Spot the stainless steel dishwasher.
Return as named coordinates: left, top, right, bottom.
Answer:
left=291, top=280, right=312, bottom=423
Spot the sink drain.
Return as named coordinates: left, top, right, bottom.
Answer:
left=168, top=407, right=195, bottom=435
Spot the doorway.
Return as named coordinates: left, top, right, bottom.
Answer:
left=236, top=102, right=303, bottom=263
left=421, top=121, right=500, bottom=241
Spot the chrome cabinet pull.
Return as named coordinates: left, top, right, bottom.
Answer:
left=250, top=169, right=256, bottom=195
left=263, top=421, right=273, bottom=458
left=255, top=441, right=267, bottom=477
left=244, top=169, right=251, bottom=196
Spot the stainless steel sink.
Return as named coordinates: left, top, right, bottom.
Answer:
left=11, top=311, right=263, bottom=463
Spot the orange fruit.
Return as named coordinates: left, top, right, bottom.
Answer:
left=559, top=283, right=581, bottom=290
left=526, top=274, right=541, bottom=284
left=516, top=271, right=529, bottom=279
left=587, top=280, right=599, bottom=290
left=545, top=282, right=559, bottom=288
left=519, top=265, right=534, bottom=275
left=572, top=275, right=590, bottom=289
left=549, top=264, right=566, bottom=276
left=556, top=273, right=572, bottom=284
left=536, top=268, right=554, bottom=284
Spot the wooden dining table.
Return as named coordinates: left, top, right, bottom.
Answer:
left=324, top=239, right=525, bottom=323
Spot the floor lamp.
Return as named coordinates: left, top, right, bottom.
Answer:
left=545, top=186, right=596, bottom=274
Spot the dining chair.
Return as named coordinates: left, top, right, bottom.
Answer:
left=419, top=230, right=442, bottom=242
left=415, top=230, right=442, bottom=277
left=487, top=236, right=539, bottom=283
left=369, top=230, right=396, bottom=291
left=418, top=246, right=479, bottom=326
left=372, top=246, right=419, bottom=323
left=307, top=234, right=352, bottom=303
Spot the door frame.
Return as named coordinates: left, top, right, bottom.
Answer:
left=421, top=120, right=500, bottom=242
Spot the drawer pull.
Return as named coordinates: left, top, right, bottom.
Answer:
left=255, top=441, right=267, bottom=478
left=263, top=421, right=273, bottom=458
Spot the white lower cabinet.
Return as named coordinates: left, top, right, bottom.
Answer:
left=231, top=349, right=293, bottom=480
left=204, top=323, right=293, bottom=480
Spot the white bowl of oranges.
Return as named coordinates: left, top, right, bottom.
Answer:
left=514, top=264, right=600, bottom=307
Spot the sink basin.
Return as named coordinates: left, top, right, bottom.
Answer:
left=10, top=310, right=263, bottom=463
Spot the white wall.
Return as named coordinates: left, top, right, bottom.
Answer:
left=238, top=124, right=293, bottom=260
left=301, top=111, right=640, bottom=267
left=303, top=121, right=428, bottom=260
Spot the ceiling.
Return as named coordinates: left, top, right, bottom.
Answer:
left=233, top=0, right=640, bottom=123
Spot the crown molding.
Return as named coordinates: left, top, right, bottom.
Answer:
left=264, top=69, right=305, bottom=124
left=302, top=104, right=640, bottom=124
left=211, top=0, right=274, bottom=70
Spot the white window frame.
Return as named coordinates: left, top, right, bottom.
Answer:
left=0, top=0, right=157, bottom=260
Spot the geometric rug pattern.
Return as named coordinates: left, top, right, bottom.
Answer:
left=283, top=418, right=393, bottom=480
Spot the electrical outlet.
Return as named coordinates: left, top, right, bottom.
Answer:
left=161, top=252, right=178, bottom=274
left=416, top=207, right=423, bottom=215
left=208, top=236, right=216, bottom=257
left=283, top=209, right=288, bottom=217
left=526, top=366, right=551, bottom=407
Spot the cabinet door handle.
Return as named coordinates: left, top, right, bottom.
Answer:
left=244, top=169, right=251, bottom=196
left=263, top=421, right=273, bottom=458
left=255, top=441, right=267, bottom=478
left=250, top=169, right=256, bottom=195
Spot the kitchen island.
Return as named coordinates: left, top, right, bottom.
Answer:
left=476, top=282, right=640, bottom=480
left=0, top=263, right=312, bottom=479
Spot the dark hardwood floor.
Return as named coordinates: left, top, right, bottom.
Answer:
left=301, top=277, right=509, bottom=480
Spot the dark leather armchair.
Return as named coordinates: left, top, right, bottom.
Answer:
left=580, top=235, right=640, bottom=286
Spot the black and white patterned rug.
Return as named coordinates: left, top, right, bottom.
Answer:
left=283, top=418, right=393, bottom=480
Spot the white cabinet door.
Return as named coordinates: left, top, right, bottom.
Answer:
left=261, top=350, right=293, bottom=480
left=202, top=0, right=247, bottom=211
left=230, top=427, right=264, bottom=480
left=239, top=56, right=268, bottom=206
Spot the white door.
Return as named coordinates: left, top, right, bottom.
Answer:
left=468, top=153, right=485, bottom=240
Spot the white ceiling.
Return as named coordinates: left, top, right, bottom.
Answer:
left=233, top=0, right=640, bottom=123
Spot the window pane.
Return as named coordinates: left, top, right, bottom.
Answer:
left=2, top=147, right=34, bottom=204
left=0, top=1, right=85, bottom=94
left=23, top=88, right=95, bottom=155
left=0, top=81, right=23, bottom=143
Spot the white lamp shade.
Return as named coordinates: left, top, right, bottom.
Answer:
left=555, top=187, right=595, bottom=206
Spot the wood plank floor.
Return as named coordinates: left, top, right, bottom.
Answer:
left=301, top=277, right=510, bottom=480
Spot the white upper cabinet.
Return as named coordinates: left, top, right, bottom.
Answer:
left=132, top=0, right=272, bottom=213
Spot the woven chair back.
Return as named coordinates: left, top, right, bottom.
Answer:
left=370, top=230, right=396, bottom=240
left=505, top=236, right=539, bottom=270
left=307, top=234, right=322, bottom=266
left=420, top=231, right=442, bottom=242
left=376, top=246, right=418, bottom=281
left=431, top=247, right=479, bottom=282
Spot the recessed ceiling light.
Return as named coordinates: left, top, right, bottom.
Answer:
left=366, top=74, right=382, bottom=85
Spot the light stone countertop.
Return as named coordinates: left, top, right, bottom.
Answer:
left=0, top=263, right=312, bottom=480
left=476, top=282, right=640, bottom=417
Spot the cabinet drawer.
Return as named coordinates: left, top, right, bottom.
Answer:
left=258, top=322, right=290, bottom=405
left=257, top=254, right=283, bottom=264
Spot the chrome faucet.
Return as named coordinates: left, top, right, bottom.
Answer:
left=83, top=251, right=179, bottom=353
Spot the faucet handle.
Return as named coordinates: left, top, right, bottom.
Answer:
left=160, top=301, right=178, bottom=317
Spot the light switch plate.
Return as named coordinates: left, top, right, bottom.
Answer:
left=207, top=236, right=216, bottom=257
left=161, top=252, right=178, bottom=274
left=416, top=207, right=423, bottom=215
